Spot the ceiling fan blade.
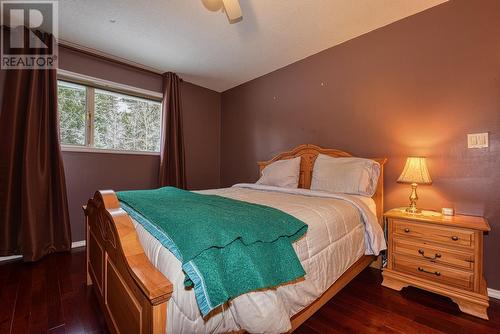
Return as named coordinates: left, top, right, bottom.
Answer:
left=222, top=0, right=242, bottom=24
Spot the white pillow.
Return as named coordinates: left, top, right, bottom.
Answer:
left=310, top=154, right=380, bottom=197
left=256, top=157, right=301, bottom=188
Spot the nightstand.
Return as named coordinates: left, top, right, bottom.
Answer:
left=382, top=208, right=491, bottom=319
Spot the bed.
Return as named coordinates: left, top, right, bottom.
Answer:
left=83, top=144, right=387, bottom=334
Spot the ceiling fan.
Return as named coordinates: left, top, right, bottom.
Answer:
left=202, top=0, right=243, bottom=24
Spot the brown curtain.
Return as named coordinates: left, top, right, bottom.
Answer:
left=0, top=29, right=71, bottom=261
left=159, top=72, right=186, bottom=188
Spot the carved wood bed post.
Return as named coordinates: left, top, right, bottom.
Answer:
left=84, top=190, right=173, bottom=334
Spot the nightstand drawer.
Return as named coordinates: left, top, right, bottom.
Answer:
left=393, top=255, right=474, bottom=290
left=393, top=219, right=474, bottom=248
left=393, top=238, right=474, bottom=270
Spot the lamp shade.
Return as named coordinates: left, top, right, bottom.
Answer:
left=397, top=157, right=432, bottom=184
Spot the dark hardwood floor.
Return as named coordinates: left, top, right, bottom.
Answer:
left=1, top=248, right=499, bottom=334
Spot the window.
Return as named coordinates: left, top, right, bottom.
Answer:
left=58, top=81, right=87, bottom=146
left=57, top=80, right=162, bottom=153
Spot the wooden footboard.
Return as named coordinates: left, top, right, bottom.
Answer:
left=84, top=190, right=173, bottom=334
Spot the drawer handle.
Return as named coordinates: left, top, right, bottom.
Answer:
left=404, top=228, right=410, bottom=233
left=451, top=236, right=459, bottom=241
left=418, top=249, right=442, bottom=261
left=418, top=267, right=441, bottom=276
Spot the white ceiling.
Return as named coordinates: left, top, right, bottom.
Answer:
left=59, top=0, right=447, bottom=92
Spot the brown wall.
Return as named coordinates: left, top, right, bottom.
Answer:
left=221, top=0, right=500, bottom=289
left=59, top=46, right=221, bottom=242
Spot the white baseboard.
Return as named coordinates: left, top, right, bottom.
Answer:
left=488, top=288, right=500, bottom=300
left=0, top=254, right=23, bottom=262
left=0, top=240, right=86, bottom=263
left=71, top=240, right=86, bottom=248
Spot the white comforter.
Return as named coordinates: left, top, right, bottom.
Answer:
left=132, top=184, right=386, bottom=334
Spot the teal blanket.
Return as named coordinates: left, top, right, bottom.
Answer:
left=117, top=187, right=307, bottom=316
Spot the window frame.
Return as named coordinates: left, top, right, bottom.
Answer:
left=57, top=69, right=163, bottom=156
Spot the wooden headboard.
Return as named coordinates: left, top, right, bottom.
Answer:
left=257, top=144, right=387, bottom=225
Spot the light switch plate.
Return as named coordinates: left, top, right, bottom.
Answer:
left=467, top=132, right=489, bottom=148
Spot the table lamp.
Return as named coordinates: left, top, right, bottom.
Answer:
left=397, top=156, right=432, bottom=214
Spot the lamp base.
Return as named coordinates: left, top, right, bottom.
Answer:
left=406, top=183, right=421, bottom=214
left=405, top=206, right=421, bottom=214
